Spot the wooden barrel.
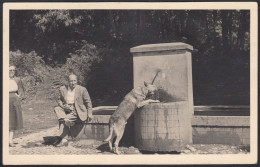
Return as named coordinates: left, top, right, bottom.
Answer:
left=134, top=101, right=192, bottom=152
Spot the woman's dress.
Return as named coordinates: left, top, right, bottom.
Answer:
left=9, top=78, right=23, bottom=130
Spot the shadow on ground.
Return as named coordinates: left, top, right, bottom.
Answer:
left=96, top=143, right=111, bottom=153
left=140, top=150, right=181, bottom=154
left=21, top=141, right=45, bottom=148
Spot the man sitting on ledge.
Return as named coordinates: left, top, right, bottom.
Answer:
left=54, top=73, right=93, bottom=146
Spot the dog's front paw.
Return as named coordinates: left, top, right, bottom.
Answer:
left=150, top=100, right=160, bottom=103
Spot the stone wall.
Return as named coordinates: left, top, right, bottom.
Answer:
left=74, top=106, right=250, bottom=146
left=192, top=116, right=250, bottom=145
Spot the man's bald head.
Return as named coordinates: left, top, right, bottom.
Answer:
left=68, top=74, right=77, bottom=81
left=68, top=74, right=78, bottom=89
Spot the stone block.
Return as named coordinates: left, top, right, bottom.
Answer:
left=211, top=135, right=225, bottom=144
left=168, top=132, right=179, bottom=139
left=146, top=112, right=155, bottom=120
left=194, top=127, right=209, bottom=135
left=192, top=125, right=251, bottom=145
left=165, top=120, right=173, bottom=128
left=146, top=132, right=155, bottom=139
left=81, top=124, right=110, bottom=140
left=155, top=126, right=168, bottom=133
left=196, top=136, right=213, bottom=144
left=156, top=120, right=167, bottom=127
left=146, top=127, right=154, bottom=133
left=139, top=120, right=145, bottom=127
left=89, top=115, right=110, bottom=124
left=147, top=120, right=154, bottom=127
left=192, top=116, right=208, bottom=126
left=157, top=133, right=167, bottom=139
left=242, top=127, right=250, bottom=133
left=233, top=128, right=243, bottom=133
left=156, top=114, right=165, bottom=121
left=192, top=137, right=201, bottom=144
left=242, top=138, right=250, bottom=145
left=192, top=116, right=250, bottom=127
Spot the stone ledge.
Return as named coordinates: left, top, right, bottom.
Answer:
left=89, top=109, right=250, bottom=126
left=192, top=116, right=250, bottom=127
left=88, top=115, right=110, bottom=124
left=192, top=126, right=250, bottom=145
left=130, top=42, right=193, bottom=53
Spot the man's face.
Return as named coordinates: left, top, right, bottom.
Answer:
left=9, top=66, right=16, bottom=78
left=68, top=75, right=77, bottom=89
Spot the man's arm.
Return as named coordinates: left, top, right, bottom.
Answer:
left=82, top=88, right=93, bottom=117
left=57, top=87, right=71, bottom=111
left=57, top=87, right=65, bottom=109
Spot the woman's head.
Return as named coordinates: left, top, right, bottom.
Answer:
left=9, top=65, right=16, bottom=78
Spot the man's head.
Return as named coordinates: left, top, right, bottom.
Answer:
left=144, top=81, right=158, bottom=95
left=9, top=65, right=16, bottom=78
left=68, top=74, right=78, bottom=89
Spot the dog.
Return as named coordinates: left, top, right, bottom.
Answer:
left=104, top=81, right=160, bottom=154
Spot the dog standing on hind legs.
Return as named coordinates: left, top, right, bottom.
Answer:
left=104, top=70, right=161, bottom=154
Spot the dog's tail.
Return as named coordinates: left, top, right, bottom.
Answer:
left=103, top=125, right=114, bottom=142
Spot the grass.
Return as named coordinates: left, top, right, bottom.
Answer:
left=15, top=99, right=58, bottom=138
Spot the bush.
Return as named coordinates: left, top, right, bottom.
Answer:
left=10, top=50, right=50, bottom=100
left=10, top=50, right=48, bottom=78
left=60, top=41, right=101, bottom=85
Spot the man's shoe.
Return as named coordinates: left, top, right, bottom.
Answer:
left=55, top=138, right=68, bottom=147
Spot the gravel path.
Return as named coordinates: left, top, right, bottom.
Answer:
left=10, top=126, right=141, bottom=155
left=10, top=127, right=249, bottom=155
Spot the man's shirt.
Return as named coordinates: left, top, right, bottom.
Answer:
left=67, top=87, right=75, bottom=104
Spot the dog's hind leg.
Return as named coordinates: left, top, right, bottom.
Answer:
left=104, top=125, right=114, bottom=142
left=104, top=125, right=114, bottom=152
left=114, top=125, right=125, bottom=154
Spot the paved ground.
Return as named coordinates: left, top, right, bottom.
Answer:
left=9, top=127, right=249, bottom=155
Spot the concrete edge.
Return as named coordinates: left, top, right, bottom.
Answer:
left=130, top=42, right=193, bottom=53
left=192, top=116, right=250, bottom=127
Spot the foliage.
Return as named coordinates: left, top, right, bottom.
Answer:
left=61, top=41, right=101, bottom=85
left=10, top=50, right=48, bottom=80
left=34, top=10, right=83, bottom=32
left=10, top=50, right=51, bottom=100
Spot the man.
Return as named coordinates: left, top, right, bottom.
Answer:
left=54, top=74, right=93, bottom=146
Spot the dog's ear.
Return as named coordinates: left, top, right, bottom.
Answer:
left=144, top=81, right=149, bottom=87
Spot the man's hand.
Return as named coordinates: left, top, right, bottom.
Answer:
left=63, top=104, right=72, bottom=110
left=87, top=114, right=94, bottom=122
left=69, top=105, right=74, bottom=111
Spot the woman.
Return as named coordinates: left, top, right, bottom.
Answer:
left=9, top=65, right=24, bottom=147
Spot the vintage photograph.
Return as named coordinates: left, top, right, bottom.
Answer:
left=3, top=2, right=257, bottom=165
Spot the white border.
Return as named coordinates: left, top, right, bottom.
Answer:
left=3, top=2, right=258, bottom=165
